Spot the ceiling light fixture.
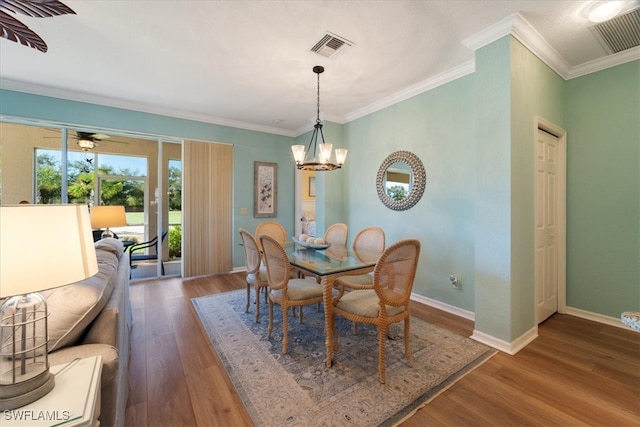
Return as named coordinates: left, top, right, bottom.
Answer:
left=77, top=138, right=95, bottom=151
left=588, top=1, right=624, bottom=22
left=292, top=66, right=347, bottom=171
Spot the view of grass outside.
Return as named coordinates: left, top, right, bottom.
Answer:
left=34, top=148, right=183, bottom=264
left=125, top=211, right=182, bottom=225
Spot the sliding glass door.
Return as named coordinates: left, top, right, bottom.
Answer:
left=1, top=120, right=183, bottom=280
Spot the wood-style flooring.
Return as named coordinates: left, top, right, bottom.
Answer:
left=125, top=273, right=640, bottom=426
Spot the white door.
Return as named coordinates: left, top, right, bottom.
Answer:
left=535, top=128, right=561, bottom=323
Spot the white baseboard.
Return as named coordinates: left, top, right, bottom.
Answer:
left=410, top=293, right=475, bottom=321
left=471, top=326, right=538, bottom=355
left=565, top=306, right=627, bottom=329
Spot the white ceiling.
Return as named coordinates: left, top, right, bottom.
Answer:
left=1, top=1, right=639, bottom=136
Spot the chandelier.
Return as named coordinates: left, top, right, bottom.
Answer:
left=292, top=66, right=347, bottom=171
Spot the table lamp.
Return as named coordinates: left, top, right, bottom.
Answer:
left=90, top=205, right=127, bottom=239
left=0, top=204, right=98, bottom=410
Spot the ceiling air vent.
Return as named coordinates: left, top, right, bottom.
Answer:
left=310, top=32, right=353, bottom=58
left=590, top=8, right=640, bottom=54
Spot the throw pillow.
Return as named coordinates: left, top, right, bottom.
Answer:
left=45, top=248, right=118, bottom=352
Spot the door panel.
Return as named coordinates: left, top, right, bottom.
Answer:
left=536, top=130, right=560, bottom=323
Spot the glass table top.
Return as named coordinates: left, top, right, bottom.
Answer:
left=285, top=243, right=378, bottom=276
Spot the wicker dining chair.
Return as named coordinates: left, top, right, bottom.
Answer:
left=331, top=239, right=421, bottom=384
left=255, top=221, right=287, bottom=252
left=324, top=223, right=348, bottom=246
left=239, top=228, right=269, bottom=323
left=335, top=226, right=385, bottom=288
left=259, top=234, right=324, bottom=354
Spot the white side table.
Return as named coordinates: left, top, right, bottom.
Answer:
left=1, top=356, right=103, bottom=427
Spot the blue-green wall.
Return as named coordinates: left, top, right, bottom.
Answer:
left=0, top=89, right=298, bottom=268
left=344, top=73, right=477, bottom=313
left=565, top=61, right=640, bottom=317
left=2, top=49, right=638, bottom=343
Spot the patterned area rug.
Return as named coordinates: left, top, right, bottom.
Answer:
left=192, top=290, right=495, bottom=427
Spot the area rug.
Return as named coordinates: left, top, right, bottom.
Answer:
left=192, top=290, right=495, bottom=427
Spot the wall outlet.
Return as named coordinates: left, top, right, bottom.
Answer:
left=450, top=275, right=460, bottom=289
left=240, top=207, right=248, bottom=215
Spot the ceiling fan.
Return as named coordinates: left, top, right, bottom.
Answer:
left=45, top=130, right=129, bottom=151
left=74, top=132, right=113, bottom=151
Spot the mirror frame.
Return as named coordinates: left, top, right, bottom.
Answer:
left=376, top=150, right=426, bottom=211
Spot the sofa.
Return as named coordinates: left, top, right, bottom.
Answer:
left=45, top=238, right=133, bottom=427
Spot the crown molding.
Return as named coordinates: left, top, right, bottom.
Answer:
left=343, top=59, right=475, bottom=125
left=463, top=13, right=571, bottom=79
left=567, top=45, right=640, bottom=79
left=0, top=79, right=296, bottom=138
left=463, top=12, right=640, bottom=81
left=4, top=11, right=637, bottom=140
left=510, top=13, right=572, bottom=78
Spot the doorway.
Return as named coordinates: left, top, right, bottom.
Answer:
left=295, top=169, right=316, bottom=237
left=534, top=117, right=567, bottom=323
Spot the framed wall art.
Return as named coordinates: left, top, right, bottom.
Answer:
left=309, top=176, right=316, bottom=197
left=254, top=161, right=278, bottom=217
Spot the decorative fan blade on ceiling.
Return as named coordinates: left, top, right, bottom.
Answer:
left=0, top=0, right=76, bottom=53
left=44, top=130, right=130, bottom=151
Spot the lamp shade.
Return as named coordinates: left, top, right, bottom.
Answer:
left=90, top=205, right=127, bottom=229
left=0, top=205, right=98, bottom=298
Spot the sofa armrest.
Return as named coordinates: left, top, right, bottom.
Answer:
left=83, top=251, right=132, bottom=350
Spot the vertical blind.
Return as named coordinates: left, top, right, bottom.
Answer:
left=183, top=140, right=233, bottom=277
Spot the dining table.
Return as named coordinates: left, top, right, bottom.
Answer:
left=285, top=242, right=380, bottom=368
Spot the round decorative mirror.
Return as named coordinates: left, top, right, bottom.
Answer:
left=376, top=151, right=426, bottom=211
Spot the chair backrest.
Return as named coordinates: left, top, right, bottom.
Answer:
left=255, top=221, right=287, bottom=251
left=154, top=230, right=169, bottom=251
left=352, top=226, right=385, bottom=262
left=324, top=223, right=348, bottom=246
left=239, top=228, right=261, bottom=275
left=259, top=234, right=291, bottom=291
left=373, top=239, right=421, bottom=306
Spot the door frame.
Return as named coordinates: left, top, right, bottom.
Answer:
left=534, top=116, right=567, bottom=321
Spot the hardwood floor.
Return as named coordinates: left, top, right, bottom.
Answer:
left=125, top=273, right=640, bottom=427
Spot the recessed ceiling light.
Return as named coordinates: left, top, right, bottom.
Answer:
left=588, top=1, right=625, bottom=22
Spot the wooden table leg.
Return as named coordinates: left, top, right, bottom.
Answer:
left=321, top=275, right=336, bottom=368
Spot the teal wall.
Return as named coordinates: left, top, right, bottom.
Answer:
left=473, top=37, right=514, bottom=340
left=344, top=73, right=477, bottom=313
left=508, top=38, right=565, bottom=339
left=0, top=89, right=297, bottom=269
left=565, top=60, right=640, bottom=317
left=2, top=49, right=638, bottom=343
left=473, top=36, right=566, bottom=342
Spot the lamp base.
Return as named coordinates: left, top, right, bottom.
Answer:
left=0, top=368, right=55, bottom=410
left=101, top=228, right=114, bottom=239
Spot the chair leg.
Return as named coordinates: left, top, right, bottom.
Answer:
left=254, top=285, right=261, bottom=323
left=282, top=303, right=289, bottom=354
left=267, top=300, right=274, bottom=340
left=245, top=283, right=251, bottom=313
left=387, top=324, right=397, bottom=340
left=405, top=316, right=413, bottom=367
left=378, top=323, right=387, bottom=384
